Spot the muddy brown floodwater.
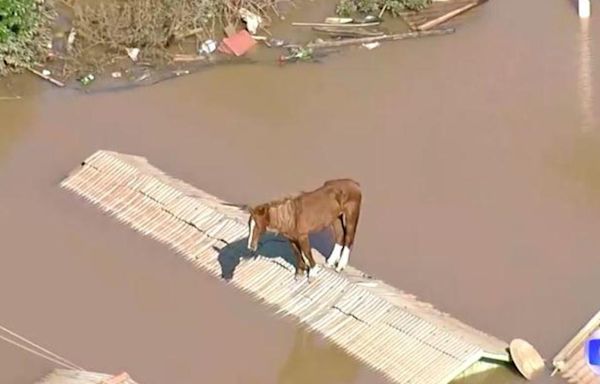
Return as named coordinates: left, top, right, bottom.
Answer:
left=1, top=0, right=599, bottom=383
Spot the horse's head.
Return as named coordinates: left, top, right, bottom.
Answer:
left=247, top=204, right=269, bottom=252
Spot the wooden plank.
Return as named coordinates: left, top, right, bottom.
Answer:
left=417, top=1, right=483, bottom=31
left=306, top=28, right=455, bottom=49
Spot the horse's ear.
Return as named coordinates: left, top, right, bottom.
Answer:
left=253, top=204, right=267, bottom=216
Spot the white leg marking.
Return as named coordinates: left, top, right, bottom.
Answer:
left=247, top=219, right=255, bottom=249
left=308, top=264, right=321, bottom=279
left=327, top=243, right=343, bottom=267
left=301, top=252, right=310, bottom=267
left=336, top=247, right=351, bottom=272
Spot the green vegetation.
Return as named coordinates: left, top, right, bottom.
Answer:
left=336, top=0, right=430, bottom=17
left=0, top=0, right=55, bottom=75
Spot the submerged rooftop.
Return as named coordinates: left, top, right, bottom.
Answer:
left=61, top=150, right=518, bottom=384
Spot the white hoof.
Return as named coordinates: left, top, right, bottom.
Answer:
left=336, top=247, right=350, bottom=272
left=247, top=219, right=255, bottom=250
left=308, top=265, right=321, bottom=280
left=327, top=243, right=343, bottom=267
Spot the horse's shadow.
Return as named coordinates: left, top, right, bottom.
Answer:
left=216, top=229, right=334, bottom=281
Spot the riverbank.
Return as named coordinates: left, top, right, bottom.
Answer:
left=0, top=0, right=497, bottom=93
left=0, top=0, right=55, bottom=76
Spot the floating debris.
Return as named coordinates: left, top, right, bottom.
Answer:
left=399, top=0, right=488, bottom=31
left=325, top=17, right=353, bottom=24
left=78, top=74, right=95, bottom=86
left=66, top=28, right=76, bottom=52
left=417, top=1, right=484, bottom=31
left=509, top=339, right=545, bottom=380
left=218, top=30, right=257, bottom=56
left=126, top=48, right=140, bottom=62
left=292, top=21, right=380, bottom=27
left=111, top=72, right=122, bottom=78
left=266, top=37, right=286, bottom=47
left=239, top=8, right=262, bottom=34
left=279, top=46, right=314, bottom=63
left=28, top=68, right=65, bottom=87
left=42, top=69, right=52, bottom=76
left=135, top=71, right=150, bottom=82
left=313, top=27, right=384, bottom=37
left=306, top=28, right=455, bottom=49
left=362, top=42, right=380, bottom=49
left=358, top=15, right=381, bottom=23
left=173, top=54, right=205, bottom=62
left=200, top=39, right=217, bottom=54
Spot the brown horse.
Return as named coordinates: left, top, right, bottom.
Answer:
left=247, top=179, right=362, bottom=280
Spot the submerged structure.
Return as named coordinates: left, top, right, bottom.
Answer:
left=553, top=310, right=600, bottom=383
left=35, top=370, right=135, bottom=384
left=61, top=150, right=525, bottom=383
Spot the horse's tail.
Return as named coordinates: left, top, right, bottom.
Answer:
left=223, top=202, right=250, bottom=212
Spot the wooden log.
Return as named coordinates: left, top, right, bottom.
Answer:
left=173, top=54, right=205, bottom=62
left=27, top=68, right=65, bottom=87
left=416, top=0, right=485, bottom=31
left=292, top=21, right=380, bottom=28
left=306, top=27, right=454, bottom=49
left=312, top=27, right=384, bottom=37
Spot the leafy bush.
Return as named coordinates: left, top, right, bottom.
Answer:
left=336, top=0, right=430, bottom=17
left=0, top=0, right=54, bottom=75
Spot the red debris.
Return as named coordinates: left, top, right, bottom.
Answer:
left=218, top=30, right=257, bottom=56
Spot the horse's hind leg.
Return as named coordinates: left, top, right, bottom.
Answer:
left=327, top=216, right=346, bottom=268
left=337, top=201, right=361, bottom=272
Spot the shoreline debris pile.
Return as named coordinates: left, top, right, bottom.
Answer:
left=11, top=0, right=487, bottom=91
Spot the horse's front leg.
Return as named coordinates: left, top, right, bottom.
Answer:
left=298, top=235, right=319, bottom=282
left=290, top=240, right=308, bottom=280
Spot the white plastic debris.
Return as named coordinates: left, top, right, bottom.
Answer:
left=325, top=17, right=353, bottom=24
left=239, top=8, right=262, bottom=34
left=362, top=42, right=380, bottom=50
left=111, top=71, right=122, bottom=78
left=200, top=39, right=217, bottom=54
left=66, top=28, right=76, bottom=52
left=126, top=48, right=140, bottom=62
left=42, top=69, right=51, bottom=76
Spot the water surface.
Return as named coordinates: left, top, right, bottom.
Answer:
left=0, top=1, right=598, bottom=383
